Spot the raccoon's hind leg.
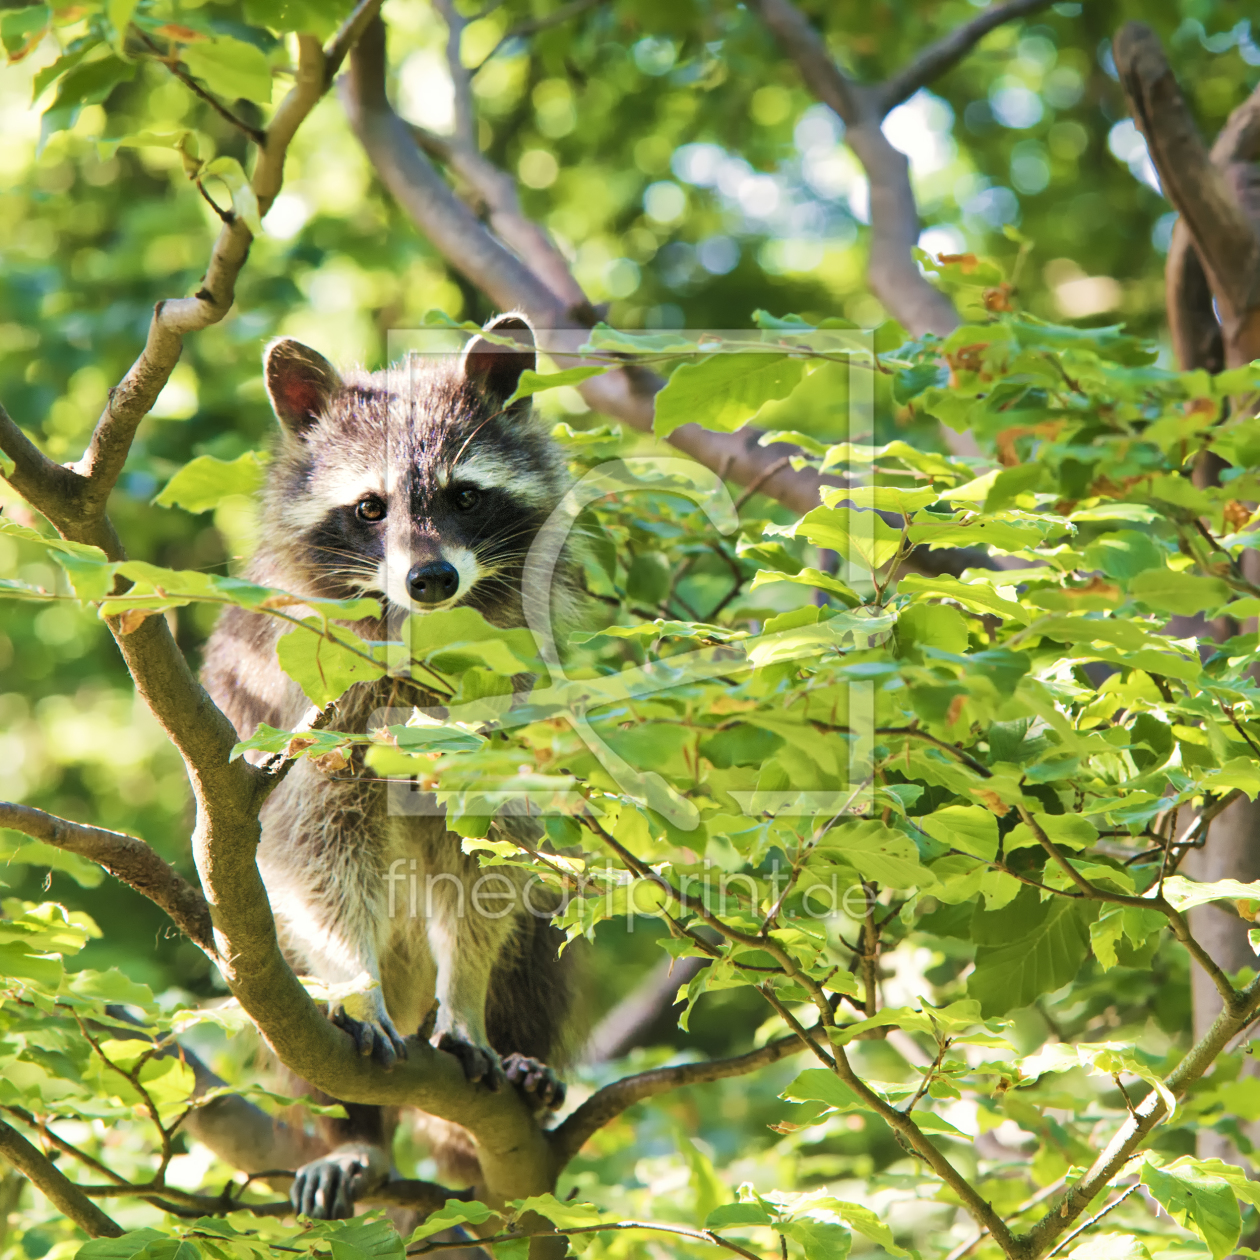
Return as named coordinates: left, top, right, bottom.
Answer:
left=291, top=1103, right=393, bottom=1220
left=422, top=846, right=529, bottom=1091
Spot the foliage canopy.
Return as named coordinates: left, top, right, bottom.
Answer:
left=4, top=2, right=1260, bottom=1260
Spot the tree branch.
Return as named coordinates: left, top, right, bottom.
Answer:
left=472, top=0, right=605, bottom=70
left=0, top=802, right=215, bottom=954
left=1166, top=81, right=1260, bottom=371
left=0, top=1117, right=123, bottom=1238
left=875, top=0, right=1056, bottom=116
left=1021, top=973, right=1260, bottom=1256
left=747, top=0, right=958, bottom=338
left=551, top=1032, right=806, bottom=1164
left=0, top=19, right=373, bottom=554
left=1114, top=23, right=1260, bottom=366
left=342, top=17, right=846, bottom=520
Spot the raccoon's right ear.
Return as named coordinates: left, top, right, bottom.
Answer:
left=460, top=314, right=536, bottom=413
left=264, top=339, right=342, bottom=436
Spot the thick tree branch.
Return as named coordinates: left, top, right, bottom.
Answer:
left=551, top=1032, right=805, bottom=1164
left=1166, top=81, right=1260, bottom=371
left=0, top=802, right=214, bottom=954
left=342, top=17, right=838, bottom=516
left=875, top=0, right=1055, bottom=116
left=1114, top=23, right=1260, bottom=367
left=0, top=1118, right=123, bottom=1238
left=747, top=0, right=959, bottom=338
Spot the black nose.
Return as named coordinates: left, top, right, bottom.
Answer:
left=407, top=560, right=459, bottom=605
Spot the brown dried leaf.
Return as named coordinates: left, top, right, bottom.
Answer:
left=118, top=609, right=157, bottom=635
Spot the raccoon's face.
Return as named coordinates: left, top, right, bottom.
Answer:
left=261, top=316, right=566, bottom=626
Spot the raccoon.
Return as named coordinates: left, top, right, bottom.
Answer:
left=201, top=315, right=579, bottom=1219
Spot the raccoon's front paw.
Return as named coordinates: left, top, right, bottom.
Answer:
left=502, top=1052, right=566, bottom=1111
left=434, top=1031, right=505, bottom=1091
left=291, top=1148, right=385, bottom=1219
left=331, top=1005, right=408, bottom=1070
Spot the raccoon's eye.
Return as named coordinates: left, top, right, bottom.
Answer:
left=454, top=487, right=480, bottom=512
left=355, top=496, right=387, bottom=523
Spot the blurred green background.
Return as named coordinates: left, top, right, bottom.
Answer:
left=0, top=0, right=1249, bottom=1234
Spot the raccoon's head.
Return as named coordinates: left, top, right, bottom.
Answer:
left=260, top=314, right=567, bottom=627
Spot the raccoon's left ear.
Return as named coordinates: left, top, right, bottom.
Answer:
left=461, top=314, right=536, bottom=413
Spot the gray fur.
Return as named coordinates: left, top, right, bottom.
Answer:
left=201, top=316, right=579, bottom=1214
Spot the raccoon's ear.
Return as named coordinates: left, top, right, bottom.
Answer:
left=460, top=314, right=536, bottom=411
left=264, top=339, right=342, bottom=435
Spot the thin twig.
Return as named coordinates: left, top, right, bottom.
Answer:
left=734, top=456, right=794, bottom=511
left=1044, top=1182, right=1142, bottom=1259
left=472, top=0, right=605, bottom=69
left=875, top=0, right=1057, bottom=115
left=136, top=31, right=267, bottom=144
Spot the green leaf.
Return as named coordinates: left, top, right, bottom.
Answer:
left=823, top=484, right=940, bottom=515
left=916, top=806, right=997, bottom=860
left=748, top=567, right=860, bottom=606
left=758, top=429, right=830, bottom=456
left=822, top=1201, right=911, bottom=1257
left=68, top=968, right=155, bottom=1009
left=40, top=54, right=136, bottom=149
left=1066, top=1234, right=1151, bottom=1260
left=0, top=942, right=65, bottom=987
left=897, top=573, right=1029, bottom=624
left=1, top=6, right=49, bottom=59
left=1083, top=531, right=1164, bottom=581
left=275, top=621, right=389, bottom=706
left=813, top=821, right=935, bottom=888
left=513, top=1193, right=605, bottom=1230
left=202, top=157, right=263, bottom=235
left=654, top=353, right=805, bottom=438
left=154, top=451, right=268, bottom=512
left=77, top=1230, right=169, bottom=1260
left=781, top=1217, right=852, bottom=1260
left=505, top=366, right=607, bottom=404
left=181, top=38, right=273, bottom=103
left=407, top=608, right=538, bottom=675
left=1005, top=812, right=1098, bottom=853
left=785, top=506, right=904, bottom=571
left=1141, top=1159, right=1241, bottom=1260
left=984, top=462, right=1047, bottom=512
left=706, top=1202, right=773, bottom=1228
left=781, top=1069, right=865, bottom=1110
left=968, top=894, right=1092, bottom=1016
left=1161, top=875, right=1260, bottom=912
left=1128, top=569, right=1231, bottom=615
left=106, top=0, right=136, bottom=45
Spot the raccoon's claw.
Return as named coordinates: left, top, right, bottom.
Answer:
left=502, top=1052, right=566, bottom=1111
left=291, top=1149, right=384, bottom=1219
left=331, top=1006, right=408, bottom=1070
left=435, top=1032, right=505, bottom=1091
